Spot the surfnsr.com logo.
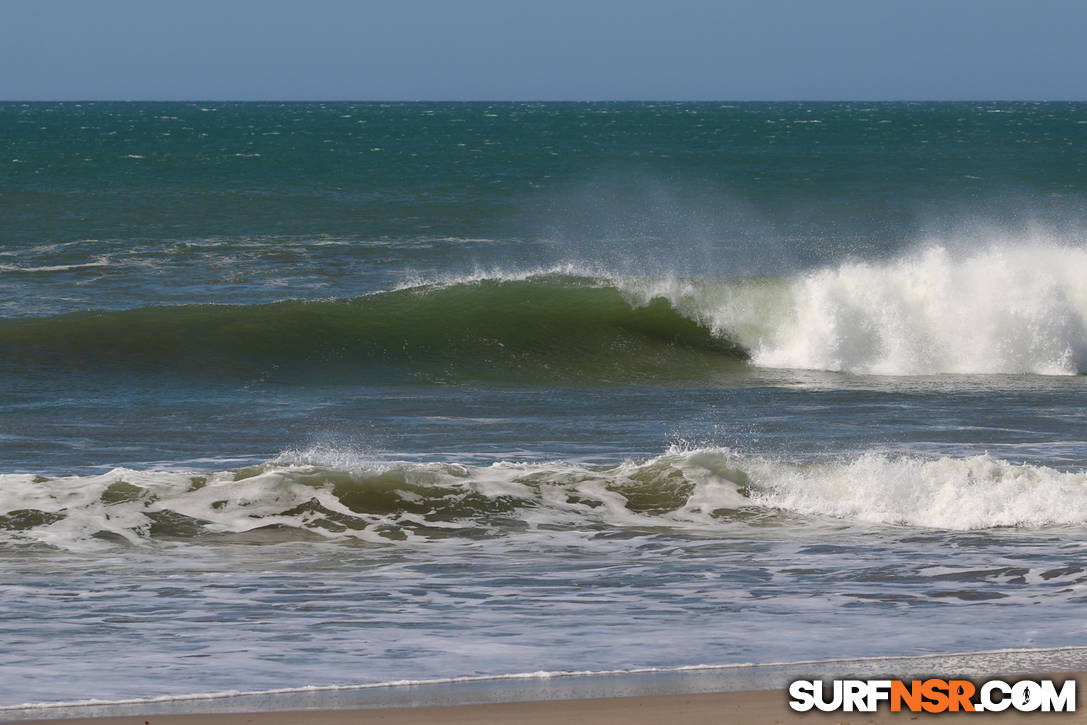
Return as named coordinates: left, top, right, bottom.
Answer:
left=789, top=678, right=1076, bottom=713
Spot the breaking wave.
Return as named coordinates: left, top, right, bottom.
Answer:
left=4, top=448, right=1087, bottom=551
left=621, top=241, right=1087, bottom=376
left=1, top=242, right=1085, bottom=380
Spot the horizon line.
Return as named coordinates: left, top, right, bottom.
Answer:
left=1, top=98, right=1083, bottom=104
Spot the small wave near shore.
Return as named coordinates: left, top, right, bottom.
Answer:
left=4, top=447, right=1087, bottom=551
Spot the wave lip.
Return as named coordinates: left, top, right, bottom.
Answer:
left=4, top=448, right=1086, bottom=551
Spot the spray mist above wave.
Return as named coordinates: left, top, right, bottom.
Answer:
left=4, top=448, right=1087, bottom=551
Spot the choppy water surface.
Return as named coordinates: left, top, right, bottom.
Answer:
left=2, top=101, right=1087, bottom=708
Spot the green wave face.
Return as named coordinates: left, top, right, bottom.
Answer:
left=0, top=275, right=748, bottom=383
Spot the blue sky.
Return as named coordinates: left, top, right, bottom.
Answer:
left=2, top=0, right=1084, bottom=100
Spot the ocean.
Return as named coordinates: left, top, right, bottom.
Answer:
left=2, top=101, right=1087, bottom=714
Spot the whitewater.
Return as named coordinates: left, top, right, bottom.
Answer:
left=627, top=241, right=1087, bottom=376
left=4, top=447, right=1087, bottom=552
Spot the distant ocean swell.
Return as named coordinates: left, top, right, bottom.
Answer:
left=4, top=447, right=1087, bottom=550
left=2, top=242, right=1084, bottom=380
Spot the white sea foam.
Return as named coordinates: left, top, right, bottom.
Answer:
left=3, top=448, right=1086, bottom=551
left=391, top=261, right=608, bottom=291
left=750, top=243, right=1087, bottom=375
left=612, top=240, right=1087, bottom=375
left=743, top=452, right=1087, bottom=529
left=0, top=665, right=729, bottom=712
left=0, top=259, right=112, bottom=273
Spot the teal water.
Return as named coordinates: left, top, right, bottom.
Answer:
left=2, top=102, right=1087, bottom=709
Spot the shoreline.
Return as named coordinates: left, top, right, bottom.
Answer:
left=7, top=648, right=1087, bottom=723
left=10, top=683, right=1086, bottom=725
